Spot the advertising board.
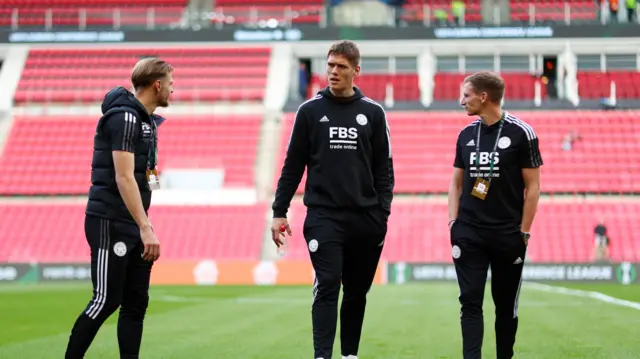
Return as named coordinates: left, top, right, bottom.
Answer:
left=2, top=24, right=639, bottom=44
left=0, top=261, right=386, bottom=286
left=0, top=263, right=38, bottom=283
left=387, top=262, right=638, bottom=285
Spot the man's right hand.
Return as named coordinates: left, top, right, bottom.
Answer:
left=140, top=226, right=160, bottom=261
left=271, top=218, right=292, bottom=247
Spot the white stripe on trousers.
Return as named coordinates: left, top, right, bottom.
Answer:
left=86, top=219, right=111, bottom=319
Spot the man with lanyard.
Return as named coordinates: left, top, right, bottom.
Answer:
left=447, top=71, right=543, bottom=359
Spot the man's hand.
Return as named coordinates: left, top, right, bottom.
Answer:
left=521, top=232, right=530, bottom=248
left=271, top=218, right=292, bottom=247
left=140, top=226, right=160, bottom=261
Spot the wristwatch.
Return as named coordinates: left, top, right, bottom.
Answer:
left=521, top=232, right=531, bottom=241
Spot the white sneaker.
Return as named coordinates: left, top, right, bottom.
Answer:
left=342, top=356, right=358, bottom=359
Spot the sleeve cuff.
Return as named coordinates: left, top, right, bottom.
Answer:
left=273, top=209, right=288, bottom=218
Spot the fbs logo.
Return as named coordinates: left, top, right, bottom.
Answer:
left=329, top=126, right=358, bottom=140
left=329, top=127, right=358, bottom=151
left=470, top=152, right=500, bottom=178
left=470, top=151, right=500, bottom=166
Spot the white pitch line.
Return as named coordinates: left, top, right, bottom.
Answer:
left=526, top=282, right=640, bottom=311
left=152, top=294, right=582, bottom=308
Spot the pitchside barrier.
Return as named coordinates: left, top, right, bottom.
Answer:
left=0, top=261, right=637, bottom=286
left=386, top=262, right=639, bottom=285
left=0, top=260, right=386, bottom=286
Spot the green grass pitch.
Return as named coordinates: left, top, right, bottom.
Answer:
left=1, top=282, right=639, bottom=358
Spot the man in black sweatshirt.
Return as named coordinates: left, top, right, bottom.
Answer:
left=65, top=57, right=172, bottom=359
left=271, top=40, right=394, bottom=359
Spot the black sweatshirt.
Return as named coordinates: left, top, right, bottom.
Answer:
left=273, top=86, right=394, bottom=218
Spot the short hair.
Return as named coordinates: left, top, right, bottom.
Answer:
left=131, top=57, right=173, bottom=91
left=327, top=40, right=360, bottom=68
left=463, top=71, right=505, bottom=103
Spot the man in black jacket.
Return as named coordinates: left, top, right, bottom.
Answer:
left=272, top=40, right=394, bottom=359
left=65, top=57, right=173, bottom=359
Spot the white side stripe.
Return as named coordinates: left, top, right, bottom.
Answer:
left=312, top=275, right=318, bottom=304
left=505, top=113, right=536, bottom=140
left=122, top=112, right=137, bottom=152
left=527, top=282, right=640, bottom=311
left=85, top=219, right=105, bottom=317
left=504, top=114, right=542, bottom=167
left=513, top=275, right=523, bottom=318
left=362, top=97, right=392, bottom=158
left=86, top=219, right=110, bottom=319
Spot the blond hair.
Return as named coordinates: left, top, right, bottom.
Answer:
left=131, top=57, right=173, bottom=91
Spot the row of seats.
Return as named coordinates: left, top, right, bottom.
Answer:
left=0, top=0, right=324, bottom=27
left=3, top=0, right=185, bottom=4
left=436, top=71, right=640, bottom=101
left=16, top=47, right=271, bottom=104
left=0, top=0, right=601, bottom=27
left=0, top=0, right=186, bottom=27
left=577, top=71, right=640, bottom=99
left=309, top=74, right=420, bottom=102
left=509, top=1, right=598, bottom=22
left=0, top=7, right=184, bottom=27
left=1, top=110, right=637, bottom=196
left=17, top=45, right=640, bottom=105
left=286, top=201, right=640, bottom=263
left=0, top=203, right=268, bottom=262
left=211, top=0, right=597, bottom=26
left=434, top=73, right=549, bottom=101
left=0, top=201, right=637, bottom=263
left=0, top=115, right=262, bottom=194
left=1, top=110, right=638, bottom=196
left=274, top=110, right=640, bottom=194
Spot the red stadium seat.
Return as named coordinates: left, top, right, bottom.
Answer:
left=14, top=47, right=271, bottom=104
left=0, top=203, right=267, bottom=262
left=577, top=71, right=640, bottom=99
left=274, top=110, right=640, bottom=194
left=434, top=72, right=547, bottom=101
left=509, top=1, right=598, bottom=23
left=0, top=1, right=187, bottom=27
left=0, top=201, right=637, bottom=263
left=269, top=200, right=640, bottom=263
left=309, top=74, right=420, bottom=102
left=0, top=115, right=262, bottom=195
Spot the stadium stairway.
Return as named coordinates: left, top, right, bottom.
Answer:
left=0, top=45, right=29, bottom=158
left=0, top=45, right=29, bottom=116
